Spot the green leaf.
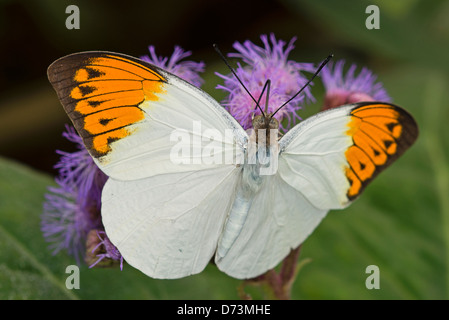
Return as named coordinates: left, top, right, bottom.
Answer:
left=0, top=157, right=79, bottom=299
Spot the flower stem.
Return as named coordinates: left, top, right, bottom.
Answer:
left=238, top=245, right=308, bottom=300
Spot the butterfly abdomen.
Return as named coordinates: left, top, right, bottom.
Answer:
left=217, top=190, right=253, bottom=259
left=216, top=147, right=269, bottom=259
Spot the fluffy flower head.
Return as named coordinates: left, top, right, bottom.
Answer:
left=41, top=126, right=107, bottom=263
left=216, top=34, right=315, bottom=131
left=321, top=60, right=391, bottom=110
left=141, top=46, right=205, bottom=87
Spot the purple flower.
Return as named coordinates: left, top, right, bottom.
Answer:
left=41, top=126, right=106, bottom=259
left=42, top=181, right=92, bottom=263
left=41, top=126, right=118, bottom=265
left=141, top=45, right=205, bottom=87
left=216, top=33, right=315, bottom=131
left=320, top=59, right=391, bottom=110
left=86, top=230, right=124, bottom=269
left=54, top=126, right=108, bottom=220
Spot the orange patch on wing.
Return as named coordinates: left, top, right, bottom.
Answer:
left=82, top=106, right=146, bottom=156
left=90, top=128, right=130, bottom=155
left=352, top=106, right=399, bottom=119
left=142, top=79, right=165, bottom=101
left=59, top=53, right=167, bottom=157
left=74, top=65, right=144, bottom=82
left=345, top=145, right=376, bottom=181
left=353, top=131, right=388, bottom=166
left=343, top=104, right=412, bottom=200
left=345, top=167, right=362, bottom=198
left=359, top=122, right=397, bottom=155
left=88, top=56, right=163, bottom=81
left=83, top=107, right=145, bottom=135
left=70, top=80, right=143, bottom=100
left=363, top=116, right=402, bottom=139
left=73, top=91, right=145, bottom=115
left=346, top=116, right=362, bottom=136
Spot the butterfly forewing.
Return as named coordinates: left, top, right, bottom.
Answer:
left=278, top=102, right=418, bottom=210
left=344, top=103, right=418, bottom=200
left=48, top=52, right=247, bottom=181
left=48, top=51, right=252, bottom=279
left=48, top=52, right=166, bottom=159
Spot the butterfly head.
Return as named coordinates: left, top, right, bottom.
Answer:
left=252, top=114, right=279, bottom=130
left=252, top=114, right=279, bottom=146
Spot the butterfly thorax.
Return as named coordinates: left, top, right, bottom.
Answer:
left=252, top=114, right=280, bottom=147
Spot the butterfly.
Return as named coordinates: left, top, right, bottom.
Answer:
left=47, top=51, right=418, bottom=279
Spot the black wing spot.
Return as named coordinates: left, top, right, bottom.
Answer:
left=88, top=100, right=102, bottom=107
left=86, top=67, right=106, bottom=80
left=99, top=118, right=113, bottom=126
left=79, top=85, right=96, bottom=96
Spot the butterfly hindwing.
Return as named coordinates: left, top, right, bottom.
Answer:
left=216, top=173, right=328, bottom=279
left=101, top=166, right=241, bottom=279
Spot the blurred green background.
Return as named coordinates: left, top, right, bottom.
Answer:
left=0, top=0, right=448, bottom=299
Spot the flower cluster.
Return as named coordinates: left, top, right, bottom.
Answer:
left=41, top=125, right=120, bottom=267
left=320, top=59, right=391, bottom=110
left=216, top=34, right=316, bottom=131
left=140, top=45, right=205, bottom=87
left=42, top=35, right=391, bottom=271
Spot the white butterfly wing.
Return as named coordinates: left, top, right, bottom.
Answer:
left=47, top=51, right=247, bottom=181
left=102, top=166, right=240, bottom=279
left=49, top=53, right=419, bottom=280
left=278, top=106, right=353, bottom=210
left=279, top=102, right=418, bottom=209
left=217, top=102, right=418, bottom=279
left=48, top=51, right=248, bottom=279
left=216, top=173, right=327, bottom=279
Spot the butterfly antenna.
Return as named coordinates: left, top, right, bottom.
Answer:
left=213, top=44, right=265, bottom=118
left=252, top=79, right=271, bottom=121
left=270, top=54, right=334, bottom=119
left=264, top=79, right=271, bottom=114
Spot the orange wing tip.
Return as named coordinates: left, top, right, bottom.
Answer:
left=345, top=167, right=362, bottom=199
left=92, top=128, right=130, bottom=155
left=95, top=55, right=165, bottom=82
left=343, top=102, right=418, bottom=200
left=48, top=51, right=170, bottom=159
left=142, top=79, right=166, bottom=101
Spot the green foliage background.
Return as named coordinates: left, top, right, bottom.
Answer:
left=0, top=0, right=448, bottom=299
